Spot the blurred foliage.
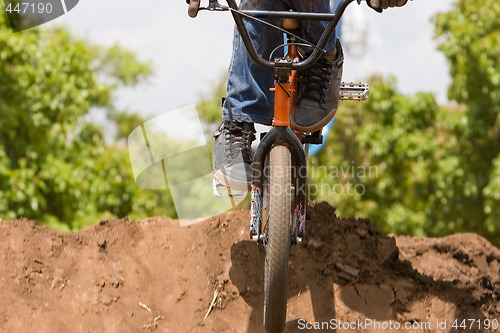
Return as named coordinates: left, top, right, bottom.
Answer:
left=0, top=10, right=176, bottom=230
left=434, top=0, right=500, bottom=136
left=310, top=77, right=456, bottom=234
left=196, top=74, right=226, bottom=131
left=311, top=74, right=499, bottom=246
left=434, top=0, right=500, bottom=244
left=310, top=0, right=500, bottom=247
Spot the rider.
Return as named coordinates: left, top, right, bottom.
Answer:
left=213, top=0, right=408, bottom=190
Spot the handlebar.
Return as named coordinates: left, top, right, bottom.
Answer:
left=189, top=0, right=356, bottom=70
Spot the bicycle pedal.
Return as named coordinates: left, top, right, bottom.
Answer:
left=212, top=178, right=246, bottom=198
left=340, top=82, right=369, bottom=101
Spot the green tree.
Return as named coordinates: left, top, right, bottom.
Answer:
left=310, top=76, right=446, bottom=237
left=308, top=0, right=500, bottom=247
left=196, top=74, right=227, bottom=135
left=434, top=0, right=500, bottom=240
left=310, top=74, right=499, bottom=246
left=0, top=9, right=176, bottom=230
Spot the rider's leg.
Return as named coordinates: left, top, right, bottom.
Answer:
left=223, top=0, right=343, bottom=132
left=214, top=0, right=287, bottom=190
left=224, top=0, right=337, bottom=126
left=291, top=38, right=344, bottom=132
left=223, top=0, right=287, bottom=125
left=214, top=0, right=342, bottom=188
left=287, top=0, right=344, bottom=132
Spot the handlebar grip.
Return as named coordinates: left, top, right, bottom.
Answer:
left=188, top=0, right=201, bottom=18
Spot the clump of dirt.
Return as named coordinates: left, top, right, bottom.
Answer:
left=0, top=201, right=499, bottom=332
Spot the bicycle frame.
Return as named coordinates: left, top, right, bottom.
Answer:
left=188, top=1, right=361, bottom=331
left=250, top=45, right=308, bottom=244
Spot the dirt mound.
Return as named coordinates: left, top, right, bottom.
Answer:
left=1, top=201, right=499, bottom=332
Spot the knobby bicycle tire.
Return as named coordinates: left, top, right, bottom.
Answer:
left=263, top=145, right=291, bottom=333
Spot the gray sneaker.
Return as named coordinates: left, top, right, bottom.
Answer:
left=213, top=118, right=255, bottom=191
left=291, top=41, right=344, bottom=132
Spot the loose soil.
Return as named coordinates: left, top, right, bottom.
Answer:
left=1, top=201, right=499, bottom=332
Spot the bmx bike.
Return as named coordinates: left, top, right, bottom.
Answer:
left=188, top=0, right=368, bottom=331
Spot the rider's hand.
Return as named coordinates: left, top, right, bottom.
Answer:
left=367, top=0, right=408, bottom=13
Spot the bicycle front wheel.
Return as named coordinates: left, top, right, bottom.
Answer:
left=263, top=145, right=291, bottom=333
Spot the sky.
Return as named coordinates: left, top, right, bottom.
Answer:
left=43, top=0, right=456, bottom=119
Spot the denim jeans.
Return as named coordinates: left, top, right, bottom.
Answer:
left=223, top=0, right=337, bottom=125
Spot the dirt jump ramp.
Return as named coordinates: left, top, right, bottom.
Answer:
left=1, top=201, right=499, bottom=332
